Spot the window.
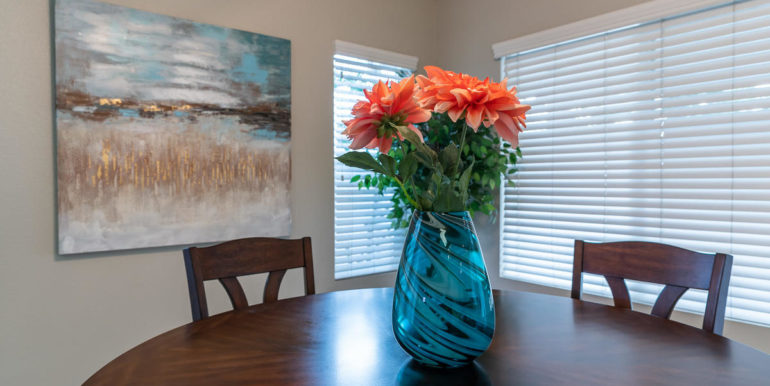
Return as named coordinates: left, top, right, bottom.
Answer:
left=333, top=41, right=418, bottom=279
left=498, top=0, right=770, bottom=325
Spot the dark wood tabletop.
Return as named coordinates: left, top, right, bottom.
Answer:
left=85, top=288, right=770, bottom=385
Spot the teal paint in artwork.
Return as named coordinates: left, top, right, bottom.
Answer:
left=248, top=128, right=289, bottom=142
left=105, top=54, right=129, bottom=64
left=194, top=23, right=230, bottom=42
left=232, top=53, right=268, bottom=84
left=119, top=108, right=139, bottom=117
left=140, top=62, right=166, bottom=81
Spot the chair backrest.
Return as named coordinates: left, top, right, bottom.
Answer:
left=571, top=240, right=732, bottom=334
left=183, top=237, right=315, bottom=321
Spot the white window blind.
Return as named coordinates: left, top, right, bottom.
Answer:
left=500, top=0, right=770, bottom=326
left=333, top=42, right=416, bottom=279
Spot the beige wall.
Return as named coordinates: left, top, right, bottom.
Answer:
left=1, top=0, right=768, bottom=385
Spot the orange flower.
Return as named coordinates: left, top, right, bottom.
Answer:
left=342, top=75, right=430, bottom=154
left=416, top=66, right=530, bottom=145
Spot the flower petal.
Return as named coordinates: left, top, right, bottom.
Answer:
left=465, top=104, right=484, bottom=130
left=483, top=107, right=499, bottom=126
left=493, top=113, right=520, bottom=146
left=447, top=106, right=465, bottom=122
left=450, top=88, right=472, bottom=105
left=435, top=101, right=455, bottom=114
left=376, top=136, right=392, bottom=154
left=406, top=108, right=432, bottom=123
left=344, top=118, right=378, bottom=136
left=350, top=127, right=378, bottom=149
left=424, top=65, right=447, bottom=80
left=407, top=124, right=425, bottom=142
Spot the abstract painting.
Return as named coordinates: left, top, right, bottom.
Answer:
left=54, top=0, right=291, bottom=254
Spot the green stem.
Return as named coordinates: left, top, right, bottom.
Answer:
left=393, top=176, right=421, bottom=210
left=456, top=123, right=468, bottom=166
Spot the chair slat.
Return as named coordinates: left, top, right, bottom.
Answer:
left=219, top=277, right=249, bottom=310
left=605, top=276, right=631, bottom=309
left=263, top=270, right=287, bottom=303
left=651, top=285, right=688, bottom=319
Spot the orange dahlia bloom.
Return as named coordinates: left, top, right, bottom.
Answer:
left=416, top=66, right=530, bottom=145
left=342, top=75, right=431, bottom=154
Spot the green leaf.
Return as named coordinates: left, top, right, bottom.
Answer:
left=336, top=152, right=388, bottom=175
left=458, top=162, right=474, bottom=205
left=419, top=196, right=433, bottom=211
left=398, top=153, right=418, bottom=180
left=516, top=147, right=523, bottom=157
left=377, top=154, right=397, bottom=176
left=431, top=173, right=442, bottom=189
left=412, top=150, right=436, bottom=169
left=439, top=144, right=459, bottom=177
left=458, top=162, right=474, bottom=194
left=433, top=184, right=452, bottom=212
left=393, top=125, right=423, bottom=147
left=350, top=175, right=360, bottom=183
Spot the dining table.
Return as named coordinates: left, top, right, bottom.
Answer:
left=84, top=287, right=770, bottom=385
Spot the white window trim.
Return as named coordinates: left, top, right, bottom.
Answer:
left=334, top=40, right=418, bottom=71
left=492, top=0, right=729, bottom=58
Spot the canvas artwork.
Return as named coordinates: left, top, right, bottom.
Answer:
left=54, top=0, right=291, bottom=254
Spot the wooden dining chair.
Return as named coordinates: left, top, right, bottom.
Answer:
left=183, top=237, right=315, bottom=321
left=571, top=240, right=732, bottom=334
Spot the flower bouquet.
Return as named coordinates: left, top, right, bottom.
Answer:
left=336, top=66, right=530, bottom=368
left=337, top=66, right=530, bottom=228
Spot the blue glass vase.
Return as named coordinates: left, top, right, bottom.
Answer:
left=392, top=211, right=495, bottom=368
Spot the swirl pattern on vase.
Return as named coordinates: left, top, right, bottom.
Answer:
left=392, top=211, right=495, bottom=368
